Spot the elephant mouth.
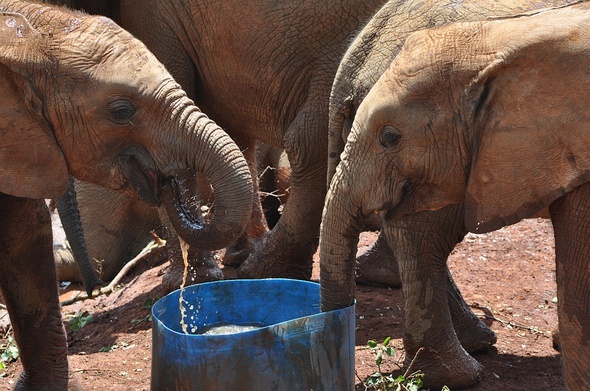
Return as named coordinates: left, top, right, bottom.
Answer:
left=118, top=152, right=161, bottom=207
left=369, top=179, right=415, bottom=220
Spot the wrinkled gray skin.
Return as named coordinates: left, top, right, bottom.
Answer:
left=324, top=0, right=580, bottom=389
left=0, top=0, right=253, bottom=389
left=48, top=0, right=387, bottom=290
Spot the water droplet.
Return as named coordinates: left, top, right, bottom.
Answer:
left=5, top=17, right=16, bottom=28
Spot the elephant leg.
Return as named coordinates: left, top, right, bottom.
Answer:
left=0, top=195, right=82, bottom=390
left=238, top=107, right=326, bottom=279
left=355, top=232, right=402, bottom=287
left=257, top=143, right=291, bottom=229
left=447, top=269, right=497, bottom=353
left=361, top=212, right=495, bottom=353
left=549, top=183, right=590, bottom=390
left=383, top=204, right=483, bottom=390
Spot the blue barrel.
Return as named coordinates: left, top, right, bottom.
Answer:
left=151, top=278, right=355, bottom=391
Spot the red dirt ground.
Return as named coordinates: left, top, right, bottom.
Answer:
left=0, top=218, right=561, bottom=390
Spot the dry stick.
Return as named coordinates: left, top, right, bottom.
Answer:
left=471, top=303, right=548, bottom=337
left=60, top=233, right=167, bottom=307
left=102, top=234, right=166, bottom=293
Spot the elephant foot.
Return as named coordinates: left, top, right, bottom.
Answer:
left=405, top=344, right=483, bottom=390
left=162, top=249, right=223, bottom=293
left=355, top=234, right=402, bottom=288
left=222, top=235, right=255, bottom=267
left=16, top=368, right=84, bottom=391
left=237, top=230, right=314, bottom=280
left=445, top=270, right=497, bottom=353
left=551, top=326, right=561, bottom=352
left=454, top=318, right=497, bottom=353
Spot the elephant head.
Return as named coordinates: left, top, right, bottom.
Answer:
left=0, top=3, right=253, bottom=250
left=321, top=2, right=590, bottom=388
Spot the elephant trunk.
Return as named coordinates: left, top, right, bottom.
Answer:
left=159, top=102, right=253, bottom=251
left=320, top=162, right=365, bottom=311
left=55, top=177, right=103, bottom=296
left=326, top=96, right=349, bottom=187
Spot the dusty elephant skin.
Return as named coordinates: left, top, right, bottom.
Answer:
left=321, top=3, right=590, bottom=389
left=0, top=0, right=252, bottom=388
left=44, top=0, right=388, bottom=290
left=323, top=0, right=581, bottom=388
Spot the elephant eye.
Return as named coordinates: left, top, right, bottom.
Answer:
left=108, top=99, right=136, bottom=125
left=380, top=125, right=401, bottom=148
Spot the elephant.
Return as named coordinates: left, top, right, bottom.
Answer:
left=323, top=0, right=579, bottom=387
left=328, top=0, right=580, bottom=289
left=0, top=0, right=253, bottom=388
left=321, top=2, right=590, bottom=389
left=42, top=0, right=388, bottom=290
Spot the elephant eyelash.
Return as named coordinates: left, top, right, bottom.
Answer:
left=108, top=99, right=137, bottom=125
left=380, top=125, right=402, bottom=148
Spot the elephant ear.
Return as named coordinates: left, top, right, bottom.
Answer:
left=0, top=12, right=69, bottom=198
left=463, top=28, right=590, bottom=234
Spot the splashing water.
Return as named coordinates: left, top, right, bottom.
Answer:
left=179, top=238, right=190, bottom=334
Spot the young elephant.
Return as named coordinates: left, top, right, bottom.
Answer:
left=328, top=0, right=580, bottom=287
left=326, top=0, right=580, bottom=365
left=0, top=0, right=252, bottom=388
left=321, top=3, right=590, bottom=390
left=44, top=0, right=387, bottom=290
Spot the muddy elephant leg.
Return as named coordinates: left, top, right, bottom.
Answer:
left=383, top=204, right=483, bottom=390
left=0, top=195, right=81, bottom=390
left=238, top=108, right=326, bottom=279
left=447, top=270, right=497, bottom=353
left=360, top=211, right=496, bottom=353
left=549, top=183, right=590, bottom=390
left=355, top=232, right=402, bottom=287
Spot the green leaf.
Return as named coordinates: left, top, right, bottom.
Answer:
left=1, top=345, right=19, bottom=363
left=383, top=336, right=391, bottom=346
left=99, top=344, right=118, bottom=352
left=367, top=340, right=378, bottom=349
left=143, top=298, right=159, bottom=309
left=366, top=372, right=381, bottom=386
left=375, top=350, right=383, bottom=366
left=69, top=311, right=94, bottom=332
left=385, top=346, right=395, bottom=356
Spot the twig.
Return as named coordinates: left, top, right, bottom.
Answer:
left=478, top=314, right=548, bottom=337
left=356, top=371, right=370, bottom=391
left=60, top=234, right=166, bottom=306
left=101, top=234, right=166, bottom=293
left=402, top=347, right=424, bottom=379
left=471, top=303, right=549, bottom=337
